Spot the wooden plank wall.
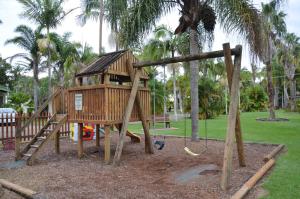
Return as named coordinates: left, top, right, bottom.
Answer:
left=67, top=85, right=151, bottom=124
left=108, top=51, right=148, bottom=79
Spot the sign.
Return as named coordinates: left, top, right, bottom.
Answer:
left=75, top=94, right=83, bottom=111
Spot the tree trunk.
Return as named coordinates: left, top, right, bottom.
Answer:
left=189, top=29, right=199, bottom=141
left=289, top=78, right=296, bottom=111
left=178, top=88, right=183, bottom=113
left=33, top=63, right=39, bottom=112
left=99, top=0, right=104, bottom=54
left=274, top=85, right=279, bottom=108
left=47, top=27, right=51, bottom=96
left=47, top=27, right=53, bottom=114
left=250, top=63, right=256, bottom=84
left=60, top=65, right=64, bottom=87
left=266, top=62, right=276, bottom=119
left=173, top=66, right=177, bottom=121
left=283, top=80, right=289, bottom=108
left=115, top=25, right=119, bottom=51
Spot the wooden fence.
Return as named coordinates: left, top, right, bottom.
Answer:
left=0, top=112, right=70, bottom=142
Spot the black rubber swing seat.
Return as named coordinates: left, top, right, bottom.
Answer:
left=154, top=140, right=165, bottom=150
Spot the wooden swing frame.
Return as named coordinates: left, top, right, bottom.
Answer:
left=112, top=43, right=245, bottom=190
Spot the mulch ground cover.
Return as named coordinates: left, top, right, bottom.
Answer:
left=0, top=134, right=277, bottom=199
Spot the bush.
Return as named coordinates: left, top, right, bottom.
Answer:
left=241, top=85, right=268, bottom=112
left=4, top=92, right=33, bottom=113
left=198, top=77, right=225, bottom=119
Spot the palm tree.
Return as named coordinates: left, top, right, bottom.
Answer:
left=5, top=25, right=43, bottom=111
left=153, top=25, right=188, bottom=119
left=110, top=0, right=267, bottom=141
left=78, top=0, right=105, bottom=54
left=49, top=32, right=81, bottom=87
left=79, top=0, right=127, bottom=51
left=261, top=0, right=287, bottom=119
left=17, top=0, right=78, bottom=96
left=277, top=33, right=300, bottom=111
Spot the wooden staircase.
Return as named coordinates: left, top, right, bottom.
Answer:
left=20, top=114, right=67, bottom=165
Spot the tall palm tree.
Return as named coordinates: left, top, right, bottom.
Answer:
left=78, top=0, right=104, bottom=54
left=79, top=0, right=127, bottom=52
left=153, top=25, right=189, bottom=119
left=17, top=0, right=77, bottom=96
left=261, top=0, right=287, bottom=119
left=5, top=25, right=43, bottom=111
left=110, top=0, right=266, bottom=141
left=277, top=33, right=300, bottom=111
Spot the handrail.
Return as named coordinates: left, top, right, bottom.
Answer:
left=16, top=87, right=63, bottom=135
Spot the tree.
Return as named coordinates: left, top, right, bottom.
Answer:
left=261, top=0, right=287, bottom=119
left=277, top=33, right=300, bottom=111
left=17, top=0, right=77, bottom=96
left=79, top=0, right=127, bottom=51
left=49, top=32, right=81, bottom=87
left=79, top=0, right=105, bottom=54
left=143, top=25, right=188, bottom=120
left=111, top=0, right=267, bottom=141
left=5, top=25, right=43, bottom=111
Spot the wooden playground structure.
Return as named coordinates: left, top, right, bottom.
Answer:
left=14, top=43, right=246, bottom=190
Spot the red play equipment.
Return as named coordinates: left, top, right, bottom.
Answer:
left=82, top=125, right=94, bottom=141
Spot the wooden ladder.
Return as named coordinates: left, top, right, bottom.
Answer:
left=20, top=114, right=67, bottom=165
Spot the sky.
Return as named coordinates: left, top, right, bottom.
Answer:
left=0, top=0, right=299, bottom=77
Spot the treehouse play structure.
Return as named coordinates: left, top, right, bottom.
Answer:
left=14, top=43, right=245, bottom=190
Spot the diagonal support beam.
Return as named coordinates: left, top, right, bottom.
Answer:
left=126, top=58, right=154, bottom=154
left=221, top=45, right=242, bottom=190
left=113, top=69, right=142, bottom=166
left=223, top=43, right=246, bottom=167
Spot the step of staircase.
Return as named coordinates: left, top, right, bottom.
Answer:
left=37, top=136, right=46, bottom=140
left=30, top=144, right=39, bottom=148
left=23, top=153, right=32, bottom=157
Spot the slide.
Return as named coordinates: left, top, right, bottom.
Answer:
left=126, top=131, right=141, bottom=143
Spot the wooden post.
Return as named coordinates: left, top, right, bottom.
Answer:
left=0, top=179, right=38, bottom=199
left=127, top=59, right=154, bottom=154
left=78, top=123, right=83, bottom=158
left=113, top=70, right=142, bottom=165
left=104, top=125, right=110, bottom=163
left=55, top=131, right=60, bottom=154
left=223, top=43, right=246, bottom=167
left=221, top=46, right=242, bottom=190
left=231, top=159, right=275, bottom=199
left=76, top=77, right=83, bottom=86
left=96, top=124, right=100, bottom=148
left=15, top=114, right=21, bottom=160
left=104, top=73, right=110, bottom=84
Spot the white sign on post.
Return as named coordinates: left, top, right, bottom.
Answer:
left=75, top=94, right=83, bottom=111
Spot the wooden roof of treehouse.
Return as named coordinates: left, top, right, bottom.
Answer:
left=75, top=50, right=149, bottom=83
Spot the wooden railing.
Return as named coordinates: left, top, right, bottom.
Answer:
left=67, top=84, right=151, bottom=124
left=0, top=113, right=70, bottom=143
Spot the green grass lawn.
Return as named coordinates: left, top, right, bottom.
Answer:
left=128, top=111, right=300, bottom=199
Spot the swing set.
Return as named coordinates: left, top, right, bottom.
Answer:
left=115, top=42, right=246, bottom=190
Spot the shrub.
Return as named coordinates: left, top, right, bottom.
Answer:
left=241, top=85, right=268, bottom=112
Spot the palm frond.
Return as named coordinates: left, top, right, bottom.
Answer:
left=211, top=0, right=264, bottom=59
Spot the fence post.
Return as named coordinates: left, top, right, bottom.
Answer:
left=15, top=113, right=22, bottom=160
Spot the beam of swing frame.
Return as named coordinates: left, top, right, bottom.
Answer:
left=133, top=47, right=241, bottom=68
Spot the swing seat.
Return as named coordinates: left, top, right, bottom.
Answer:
left=184, top=147, right=200, bottom=156
left=154, top=140, right=165, bottom=150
